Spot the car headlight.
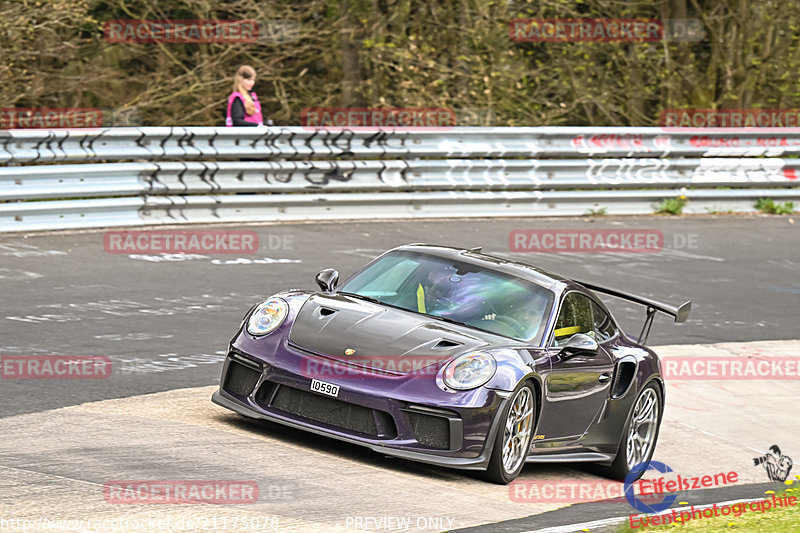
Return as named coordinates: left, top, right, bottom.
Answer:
left=442, top=352, right=497, bottom=390
left=246, top=298, right=288, bottom=336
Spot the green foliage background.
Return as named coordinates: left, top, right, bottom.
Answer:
left=2, top=0, right=798, bottom=126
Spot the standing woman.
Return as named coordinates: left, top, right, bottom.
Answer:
left=225, top=65, right=265, bottom=127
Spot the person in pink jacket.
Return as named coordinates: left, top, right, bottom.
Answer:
left=225, top=65, right=271, bottom=126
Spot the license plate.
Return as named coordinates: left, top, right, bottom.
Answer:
left=310, top=379, right=339, bottom=398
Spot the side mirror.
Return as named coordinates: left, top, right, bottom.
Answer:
left=560, top=333, right=599, bottom=357
left=315, top=268, right=339, bottom=292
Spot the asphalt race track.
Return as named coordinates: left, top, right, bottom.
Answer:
left=1, top=215, right=798, bottom=533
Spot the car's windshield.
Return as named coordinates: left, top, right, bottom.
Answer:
left=338, top=250, right=553, bottom=343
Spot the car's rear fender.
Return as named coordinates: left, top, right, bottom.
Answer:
left=580, top=346, right=664, bottom=458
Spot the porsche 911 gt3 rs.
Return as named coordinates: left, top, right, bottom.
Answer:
left=212, top=244, right=690, bottom=484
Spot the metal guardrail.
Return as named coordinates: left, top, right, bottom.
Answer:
left=1, top=127, right=798, bottom=232
left=5, top=126, right=800, bottom=163
left=2, top=159, right=797, bottom=201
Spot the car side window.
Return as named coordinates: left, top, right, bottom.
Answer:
left=591, top=301, right=617, bottom=342
left=552, top=292, right=594, bottom=347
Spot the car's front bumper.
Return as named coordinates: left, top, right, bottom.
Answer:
left=211, top=346, right=510, bottom=471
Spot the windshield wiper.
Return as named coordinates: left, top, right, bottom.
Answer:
left=417, top=312, right=472, bottom=329
left=337, top=292, right=412, bottom=313
left=337, top=291, right=383, bottom=305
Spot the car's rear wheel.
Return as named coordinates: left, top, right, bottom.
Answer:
left=483, top=381, right=536, bottom=484
left=598, top=381, right=662, bottom=481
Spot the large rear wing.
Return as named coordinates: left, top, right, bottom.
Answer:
left=576, top=280, right=691, bottom=345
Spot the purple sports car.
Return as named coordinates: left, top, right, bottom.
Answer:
left=212, top=244, right=690, bottom=484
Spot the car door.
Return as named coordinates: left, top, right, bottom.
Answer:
left=534, top=291, right=616, bottom=443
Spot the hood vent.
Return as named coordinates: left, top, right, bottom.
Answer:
left=433, top=339, right=463, bottom=350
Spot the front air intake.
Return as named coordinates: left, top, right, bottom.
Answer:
left=407, top=411, right=451, bottom=449
left=222, top=357, right=262, bottom=397
left=265, top=383, right=397, bottom=439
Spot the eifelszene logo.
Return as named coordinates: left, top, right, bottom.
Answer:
left=624, top=461, right=678, bottom=514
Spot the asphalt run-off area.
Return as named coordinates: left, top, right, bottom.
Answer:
left=0, top=215, right=798, bottom=532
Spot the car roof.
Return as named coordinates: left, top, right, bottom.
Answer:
left=388, top=243, right=573, bottom=292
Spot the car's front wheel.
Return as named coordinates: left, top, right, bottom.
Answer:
left=483, top=381, right=537, bottom=484
left=599, top=381, right=663, bottom=481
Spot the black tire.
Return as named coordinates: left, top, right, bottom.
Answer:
left=482, top=381, right=537, bottom=484
left=597, top=381, right=663, bottom=481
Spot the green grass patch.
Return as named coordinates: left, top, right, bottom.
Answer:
left=755, top=198, right=795, bottom=214
left=584, top=207, right=608, bottom=216
left=704, top=206, right=735, bottom=215
left=655, top=196, right=688, bottom=215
